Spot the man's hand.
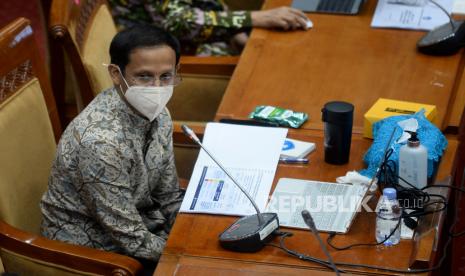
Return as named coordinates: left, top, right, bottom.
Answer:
left=251, top=7, right=309, bottom=31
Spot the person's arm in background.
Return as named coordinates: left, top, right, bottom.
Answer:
left=251, top=6, right=309, bottom=31
left=109, top=0, right=310, bottom=54
left=163, top=0, right=251, bottom=46
left=163, top=0, right=309, bottom=45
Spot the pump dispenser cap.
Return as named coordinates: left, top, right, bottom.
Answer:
left=407, top=131, right=420, bottom=147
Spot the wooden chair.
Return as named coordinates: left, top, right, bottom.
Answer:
left=49, top=0, right=117, bottom=116
left=0, top=17, right=142, bottom=276
left=48, top=0, right=237, bottom=122
left=49, top=0, right=231, bottom=178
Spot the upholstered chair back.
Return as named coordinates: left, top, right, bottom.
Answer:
left=0, top=18, right=141, bottom=276
left=50, top=0, right=115, bottom=108
left=0, top=16, right=61, bottom=234
left=0, top=77, right=56, bottom=234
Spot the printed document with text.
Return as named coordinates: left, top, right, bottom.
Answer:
left=371, top=0, right=453, bottom=30
left=180, top=123, right=288, bottom=216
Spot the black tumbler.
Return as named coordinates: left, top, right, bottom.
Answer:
left=321, top=101, right=354, bottom=165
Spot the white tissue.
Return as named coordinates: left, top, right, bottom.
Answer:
left=336, top=171, right=378, bottom=192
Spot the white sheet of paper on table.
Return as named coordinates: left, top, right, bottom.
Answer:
left=180, top=123, right=288, bottom=216
left=371, top=0, right=453, bottom=30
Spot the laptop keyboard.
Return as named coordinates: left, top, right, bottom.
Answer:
left=267, top=178, right=369, bottom=233
left=290, top=182, right=350, bottom=231
left=317, top=181, right=349, bottom=196
left=313, top=183, right=349, bottom=230
left=317, top=0, right=356, bottom=13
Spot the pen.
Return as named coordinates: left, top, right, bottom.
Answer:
left=279, top=157, right=309, bottom=164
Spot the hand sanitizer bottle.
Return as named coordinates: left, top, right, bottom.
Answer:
left=398, top=132, right=427, bottom=189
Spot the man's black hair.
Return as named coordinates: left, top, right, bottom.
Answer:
left=109, top=24, right=181, bottom=73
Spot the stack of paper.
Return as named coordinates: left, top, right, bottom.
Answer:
left=180, top=123, right=288, bottom=216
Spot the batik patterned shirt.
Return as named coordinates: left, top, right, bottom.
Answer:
left=109, top=0, right=252, bottom=55
left=40, top=87, right=184, bottom=261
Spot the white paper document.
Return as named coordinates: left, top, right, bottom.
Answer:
left=371, top=0, right=454, bottom=30
left=180, top=123, right=288, bottom=216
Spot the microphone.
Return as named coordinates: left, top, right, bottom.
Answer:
left=181, top=124, right=279, bottom=252
left=301, top=210, right=340, bottom=276
left=417, top=0, right=465, bottom=55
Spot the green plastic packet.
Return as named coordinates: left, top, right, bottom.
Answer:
left=249, top=105, right=308, bottom=128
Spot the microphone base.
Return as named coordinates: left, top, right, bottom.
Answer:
left=417, top=20, right=465, bottom=56
left=219, top=212, right=279, bottom=252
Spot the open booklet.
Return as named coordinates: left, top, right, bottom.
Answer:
left=179, top=122, right=288, bottom=216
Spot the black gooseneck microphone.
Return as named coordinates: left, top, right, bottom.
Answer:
left=301, top=210, right=340, bottom=276
left=181, top=124, right=279, bottom=252
left=417, top=0, right=465, bottom=55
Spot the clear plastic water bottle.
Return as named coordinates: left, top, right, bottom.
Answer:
left=375, top=188, right=401, bottom=246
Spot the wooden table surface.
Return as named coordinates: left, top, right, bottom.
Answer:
left=216, top=0, right=465, bottom=133
left=155, top=0, right=463, bottom=274
left=155, top=129, right=458, bottom=275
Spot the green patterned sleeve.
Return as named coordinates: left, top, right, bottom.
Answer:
left=205, top=10, right=252, bottom=29
left=163, top=0, right=252, bottom=43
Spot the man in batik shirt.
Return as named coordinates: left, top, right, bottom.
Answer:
left=41, top=25, right=184, bottom=272
left=109, top=0, right=309, bottom=56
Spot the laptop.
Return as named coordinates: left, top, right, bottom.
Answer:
left=291, top=0, right=365, bottom=15
left=266, top=178, right=368, bottom=233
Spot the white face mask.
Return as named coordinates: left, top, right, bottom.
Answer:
left=118, top=68, right=173, bottom=121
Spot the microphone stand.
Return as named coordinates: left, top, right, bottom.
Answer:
left=182, top=124, right=264, bottom=225
left=181, top=124, right=279, bottom=252
left=429, top=0, right=455, bottom=28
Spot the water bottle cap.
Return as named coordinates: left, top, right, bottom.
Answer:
left=383, top=188, right=397, bottom=200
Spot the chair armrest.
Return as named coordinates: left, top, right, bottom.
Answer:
left=178, top=178, right=189, bottom=190
left=173, top=121, right=205, bottom=146
left=178, top=56, right=239, bottom=76
left=172, top=122, right=205, bottom=181
left=0, top=220, right=142, bottom=276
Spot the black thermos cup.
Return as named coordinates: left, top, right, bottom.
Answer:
left=321, top=101, right=354, bottom=165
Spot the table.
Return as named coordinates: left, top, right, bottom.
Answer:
left=216, top=0, right=465, bottom=132
left=155, top=130, right=458, bottom=275
left=155, top=0, right=463, bottom=274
